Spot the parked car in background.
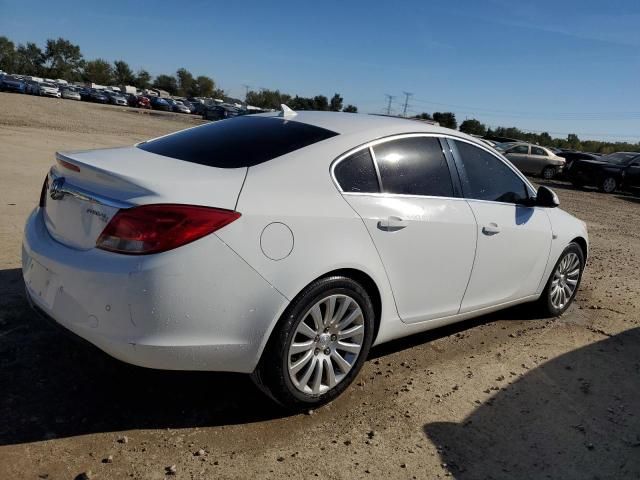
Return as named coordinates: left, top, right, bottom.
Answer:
left=166, top=99, right=191, bottom=114
left=148, top=96, right=171, bottom=111
left=556, top=151, right=600, bottom=171
left=79, top=88, right=92, bottom=102
left=0, top=75, right=26, bottom=93
left=61, top=86, right=81, bottom=101
left=126, top=94, right=151, bottom=109
left=89, top=90, right=109, bottom=104
left=37, top=82, right=61, bottom=98
left=187, top=100, right=205, bottom=115
left=502, top=143, right=565, bottom=179
left=203, top=104, right=240, bottom=121
left=23, top=111, right=588, bottom=408
left=565, top=151, right=640, bottom=193
left=104, top=90, right=128, bottom=106
left=25, top=80, right=41, bottom=95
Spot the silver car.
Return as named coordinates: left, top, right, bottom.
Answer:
left=61, top=87, right=81, bottom=101
left=503, top=143, right=565, bottom=179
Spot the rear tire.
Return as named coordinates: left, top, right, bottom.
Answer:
left=537, top=242, right=585, bottom=317
left=600, top=176, right=617, bottom=193
left=253, top=276, right=375, bottom=409
left=542, top=166, right=556, bottom=180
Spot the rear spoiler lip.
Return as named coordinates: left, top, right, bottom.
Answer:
left=47, top=169, right=133, bottom=210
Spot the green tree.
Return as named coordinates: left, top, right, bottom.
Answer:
left=152, top=74, right=178, bottom=95
left=343, top=104, right=358, bottom=113
left=83, top=59, right=113, bottom=84
left=246, top=89, right=291, bottom=109
left=14, top=42, right=44, bottom=76
left=193, top=75, right=215, bottom=97
left=329, top=93, right=343, bottom=111
left=176, top=68, right=195, bottom=96
left=459, top=118, right=487, bottom=136
left=134, top=69, right=151, bottom=89
left=0, top=36, right=16, bottom=72
left=414, top=112, right=433, bottom=120
left=567, top=133, right=581, bottom=150
left=432, top=112, right=457, bottom=129
left=113, top=60, right=135, bottom=85
left=44, top=37, right=84, bottom=80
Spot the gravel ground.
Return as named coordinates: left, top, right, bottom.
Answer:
left=0, top=92, right=639, bottom=480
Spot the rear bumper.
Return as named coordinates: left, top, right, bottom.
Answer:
left=22, top=208, right=288, bottom=373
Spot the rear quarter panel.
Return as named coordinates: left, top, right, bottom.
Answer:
left=215, top=134, right=401, bottom=346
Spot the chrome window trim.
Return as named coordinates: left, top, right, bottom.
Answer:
left=368, top=146, right=384, bottom=192
left=47, top=171, right=133, bottom=210
left=330, top=132, right=537, bottom=205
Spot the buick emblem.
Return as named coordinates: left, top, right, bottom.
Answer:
left=50, top=177, right=66, bottom=200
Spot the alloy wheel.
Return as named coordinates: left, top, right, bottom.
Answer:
left=602, top=177, right=616, bottom=193
left=543, top=167, right=556, bottom=179
left=550, top=252, right=581, bottom=310
left=287, top=294, right=365, bottom=395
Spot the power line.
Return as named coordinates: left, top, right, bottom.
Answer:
left=402, top=91, right=413, bottom=117
left=241, top=84, right=251, bottom=101
left=384, top=94, right=395, bottom=115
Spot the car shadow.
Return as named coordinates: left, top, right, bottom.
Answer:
left=616, top=194, right=640, bottom=204
left=423, top=327, right=640, bottom=479
left=0, top=266, right=555, bottom=446
left=0, top=268, right=287, bottom=446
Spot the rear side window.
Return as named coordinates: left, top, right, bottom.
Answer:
left=531, top=146, right=547, bottom=156
left=138, top=116, right=339, bottom=168
left=373, top=137, right=454, bottom=197
left=453, top=140, right=530, bottom=204
left=334, top=148, right=379, bottom=193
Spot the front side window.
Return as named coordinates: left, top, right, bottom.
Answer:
left=531, top=146, right=547, bottom=156
left=373, top=137, right=454, bottom=197
left=454, top=140, right=531, bottom=204
left=334, top=148, right=379, bottom=193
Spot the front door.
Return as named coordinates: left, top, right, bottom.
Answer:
left=449, top=139, right=553, bottom=312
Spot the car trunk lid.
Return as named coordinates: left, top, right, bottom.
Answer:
left=42, top=146, right=247, bottom=250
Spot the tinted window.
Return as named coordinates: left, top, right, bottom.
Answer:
left=373, top=137, right=453, bottom=197
left=531, top=146, right=547, bottom=156
left=138, top=116, right=339, bottom=168
left=334, top=148, right=379, bottom=193
left=454, top=141, right=530, bottom=204
left=508, top=145, right=529, bottom=154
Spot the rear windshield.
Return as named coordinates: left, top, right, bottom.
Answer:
left=137, top=116, right=339, bottom=168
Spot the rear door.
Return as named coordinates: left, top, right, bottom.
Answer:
left=530, top=146, right=550, bottom=175
left=449, top=139, right=552, bottom=311
left=337, top=135, right=477, bottom=324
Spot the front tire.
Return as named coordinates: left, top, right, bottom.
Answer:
left=600, top=176, right=617, bottom=193
left=538, top=242, right=585, bottom=317
left=254, top=276, right=375, bottom=409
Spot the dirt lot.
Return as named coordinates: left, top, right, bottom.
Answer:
left=1, top=92, right=639, bottom=480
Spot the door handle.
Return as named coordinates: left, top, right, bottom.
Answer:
left=482, top=223, right=501, bottom=235
left=377, top=216, right=408, bottom=232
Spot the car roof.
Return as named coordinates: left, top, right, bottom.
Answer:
left=253, top=110, right=472, bottom=138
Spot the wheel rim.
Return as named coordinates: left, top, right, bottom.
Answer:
left=543, top=167, right=555, bottom=179
left=550, top=252, right=581, bottom=310
left=287, top=294, right=365, bottom=395
left=603, top=178, right=616, bottom=192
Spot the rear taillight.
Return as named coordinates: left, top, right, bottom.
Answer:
left=96, top=204, right=240, bottom=255
left=39, top=176, right=49, bottom=208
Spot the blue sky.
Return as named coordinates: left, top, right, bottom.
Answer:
left=1, top=0, right=639, bottom=142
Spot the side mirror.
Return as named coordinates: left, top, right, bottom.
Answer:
left=535, top=185, right=559, bottom=208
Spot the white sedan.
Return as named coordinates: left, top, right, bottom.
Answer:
left=22, top=108, right=588, bottom=408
